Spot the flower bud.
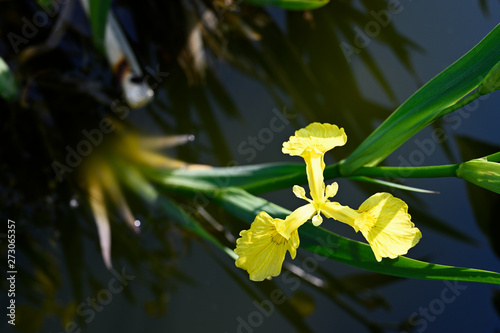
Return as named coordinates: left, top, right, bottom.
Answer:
left=457, top=158, right=500, bottom=194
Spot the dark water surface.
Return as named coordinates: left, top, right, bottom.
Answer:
left=1, top=1, right=500, bottom=332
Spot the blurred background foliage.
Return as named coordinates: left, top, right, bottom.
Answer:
left=1, top=0, right=500, bottom=332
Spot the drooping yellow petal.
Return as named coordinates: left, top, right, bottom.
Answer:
left=354, top=193, right=422, bottom=261
left=282, top=122, right=347, bottom=157
left=277, top=203, right=316, bottom=239
left=235, top=212, right=300, bottom=281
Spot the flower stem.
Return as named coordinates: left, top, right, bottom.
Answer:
left=242, top=163, right=461, bottom=194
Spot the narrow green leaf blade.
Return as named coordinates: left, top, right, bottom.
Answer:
left=154, top=163, right=305, bottom=194
left=341, top=24, right=500, bottom=175
left=215, top=187, right=500, bottom=285
left=89, top=0, right=111, bottom=52
left=349, top=176, right=438, bottom=194
left=157, top=196, right=236, bottom=259
left=299, top=224, right=500, bottom=284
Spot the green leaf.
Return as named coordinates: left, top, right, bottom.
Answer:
left=89, top=0, right=111, bottom=52
left=215, top=187, right=500, bottom=285
left=0, top=57, right=17, bottom=101
left=341, top=24, right=500, bottom=175
left=157, top=196, right=236, bottom=259
left=242, top=0, right=329, bottom=10
left=349, top=176, right=438, bottom=194
left=478, top=60, right=500, bottom=94
left=153, top=163, right=305, bottom=194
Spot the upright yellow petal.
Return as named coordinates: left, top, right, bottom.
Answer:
left=292, top=185, right=311, bottom=202
left=282, top=122, right=347, bottom=157
left=283, top=123, right=346, bottom=203
left=325, top=182, right=339, bottom=199
left=303, top=150, right=326, bottom=203
left=354, top=193, right=422, bottom=261
left=235, top=212, right=300, bottom=281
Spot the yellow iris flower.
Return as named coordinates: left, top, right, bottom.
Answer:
left=278, top=122, right=347, bottom=238
left=234, top=122, right=422, bottom=280
left=235, top=212, right=300, bottom=281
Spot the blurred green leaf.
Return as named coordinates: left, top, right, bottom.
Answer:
left=215, top=187, right=500, bottom=285
left=478, top=0, right=491, bottom=17
left=154, top=163, right=305, bottom=194
left=288, top=291, right=315, bottom=317
left=341, top=24, right=500, bottom=175
left=409, top=208, right=477, bottom=246
left=157, top=195, right=237, bottom=258
left=117, top=162, right=235, bottom=257
left=89, top=0, right=111, bottom=52
left=339, top=271, right=403, bottom=292
left=0, top=57, right=17, bottom=100
left=242, top=0, right=329, bottom=10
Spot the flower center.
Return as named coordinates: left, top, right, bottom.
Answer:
left=271, top=229, right=288, bottom=245
left=356, top=211, right=377, bottom=232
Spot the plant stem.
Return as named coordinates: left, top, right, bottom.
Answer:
left=154, top=163, right=463, bottom=196
left=243, top=163, right=460, bottom=194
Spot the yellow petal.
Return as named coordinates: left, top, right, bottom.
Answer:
left=325, top=182, right=338, bottom=199
left=321, top=201, right=358, bottom=229
left=277, top=203, right=316, bottom=239
left=303, top=151, right=326, bottom=203
left=355, top=193, right=422, bottom=262
left=288, top=230, right=300, bottom=258
left=234, top=212, right=299, bottom=281
left=282, top=122, right=347, bottom=157
left=311, top=212, right=323, bottom=226
left=98, top=163, right=139, bottom=234
left=292, top=185, right=310, bottom=202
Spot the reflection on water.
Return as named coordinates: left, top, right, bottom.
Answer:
left=1, top=0, right=500, bottom=332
